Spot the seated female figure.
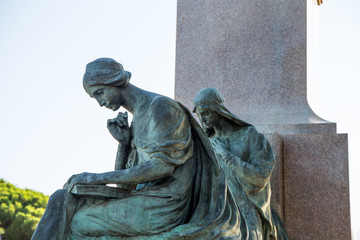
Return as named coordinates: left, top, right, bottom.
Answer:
left=31, top=59, right=241, bottom=240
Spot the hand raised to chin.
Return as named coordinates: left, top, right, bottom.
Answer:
left=107, top=112, right=131, bottom=145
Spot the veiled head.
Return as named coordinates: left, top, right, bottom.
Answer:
left=192, top=88, right=225, bottom=113
left=193, top=88, right=252, bottom=136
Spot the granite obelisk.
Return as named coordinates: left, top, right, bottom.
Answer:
left=175, top=0, right=351, bottom=239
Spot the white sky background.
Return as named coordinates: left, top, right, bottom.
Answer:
left=0, top=0, right=359, bottom=236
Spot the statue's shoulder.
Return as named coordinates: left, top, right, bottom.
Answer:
left=232, top=125, right=263, bottom=140
left=150, top=95, right=182, bottom=112
left=235, top=125, right=257, bottom=135
left=151, top=95, right=175, bottom=105
left=245, top=125, right=259, bottom=134
left=148, top=95, right=184, bottom=120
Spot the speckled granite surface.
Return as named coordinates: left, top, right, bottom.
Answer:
left=175, top=0, right=335, bottom=135
left=282, top=133, right=350, bottom=240
left=175, top=1, right=351, bottom=239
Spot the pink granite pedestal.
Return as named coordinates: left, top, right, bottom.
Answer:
left=282, top=133, right=350, bottom=239
left=175, top=0, right=351, bottom=239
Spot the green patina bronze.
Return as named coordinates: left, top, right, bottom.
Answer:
left=193, top=88, right=288, bottom=240
left=32, top=59, right=241, bottom=239
left=32, top=59, right=288, bottom=239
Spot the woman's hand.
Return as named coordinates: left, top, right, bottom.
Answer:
left=63, top=172, right=100, bottom=193
left=211, top=138, right=229, bottom=159
left=107, top=112, right=131, bottom=145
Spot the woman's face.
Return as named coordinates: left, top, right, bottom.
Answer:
left=88, top=85, right=124, bottom=111
left=195, top=108, right=218, bottom=129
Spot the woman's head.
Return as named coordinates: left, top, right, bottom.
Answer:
left=83, top=58, right=131, bottom=94
left=83, top=58, right=131, bottom=111
left=193, top=88, right=223, bottom=135
left=193, top=88, right=252, bottom=136
left=192, top=88, right=225, bottom=113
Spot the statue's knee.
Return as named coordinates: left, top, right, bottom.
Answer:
left=50, top=189, right=66, bottom=199
left=48, top=189, right=66, bottom=207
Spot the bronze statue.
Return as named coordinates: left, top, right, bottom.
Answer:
left=193, top=88, right=288, bottom=240
left=32, top=59, right=242, bottom=239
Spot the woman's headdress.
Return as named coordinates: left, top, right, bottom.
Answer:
left=192, top=88, right=252, bottom=136
left=83, top=58, right=131, bottom=94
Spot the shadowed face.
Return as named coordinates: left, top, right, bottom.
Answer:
left=88, top=85, right=124, bottom=111
left=195, top=108, right=218, bottom=129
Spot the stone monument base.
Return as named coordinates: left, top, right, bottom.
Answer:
left=175, top=0, right=351, bottom=238
left=267, top=132, right=350, bottom=239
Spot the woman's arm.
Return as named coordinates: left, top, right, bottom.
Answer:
left=107, top=112, right=131, bottom=170
left=115, top=143, right=129, bottom=170
left=66, top=159, right=175, bottom=192
left=100, top=159, right=175, bottom=185
left=213, top=132, right=274, bottom=187
left=67, top=100, right=191, bottom=191
left=222, top=151, right=271, bottom=186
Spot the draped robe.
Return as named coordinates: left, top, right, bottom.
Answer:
left=211, top=126, right=287, bottom=240
left=34, top=95, right=243, bottom=239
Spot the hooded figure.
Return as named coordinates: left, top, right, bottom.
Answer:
left=32, top=59, right=243, bottom=239
left=193, top=88, right=288, bottom=240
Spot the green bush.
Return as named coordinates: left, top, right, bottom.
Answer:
left=0, top=179, right=48, bottom=240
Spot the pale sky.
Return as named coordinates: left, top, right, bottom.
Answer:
left=0, top=0, right=359, bottom=236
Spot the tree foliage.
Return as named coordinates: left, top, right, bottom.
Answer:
left=0, top=179, right=48, bottom=240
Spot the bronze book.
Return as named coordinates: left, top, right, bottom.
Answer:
left=71, top=184, right=131, bottom=198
